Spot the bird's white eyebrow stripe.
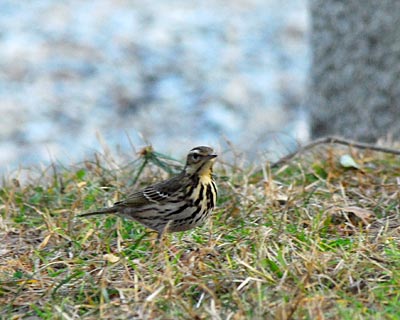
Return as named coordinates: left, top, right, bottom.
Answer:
left=190, top=149, right=201, bottom=154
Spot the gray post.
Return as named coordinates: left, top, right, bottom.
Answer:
left=309, top=1, right=400, bottom=141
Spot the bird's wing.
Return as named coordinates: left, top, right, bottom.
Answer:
left=115, top=190, right=149, bottom=207
left=142, top=173, right=187, bottom=203
left=117, top=173, right=186, bottom=207
left=142, top=185, right=171, bottom=203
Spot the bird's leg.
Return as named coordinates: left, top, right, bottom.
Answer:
left=156, top=221, right=172, bottom=244
left=156, top=230, right=163, bottom=243
left=164, top=220, right=172, bottom=234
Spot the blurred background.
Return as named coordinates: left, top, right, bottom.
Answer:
left=0, top=0, right=310, bottom=172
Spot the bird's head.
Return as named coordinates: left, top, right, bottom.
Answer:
left=185, top=146, right=217, bottom=176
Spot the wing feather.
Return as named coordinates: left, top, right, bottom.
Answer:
left=116, top=172, right=187, bottom=207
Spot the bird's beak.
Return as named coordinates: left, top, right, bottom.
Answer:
left=207, top=154, right=218, bottom=160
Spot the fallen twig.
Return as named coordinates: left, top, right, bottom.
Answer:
left=271, top=136, right=400, bottom=168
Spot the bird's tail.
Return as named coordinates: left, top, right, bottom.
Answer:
left=78, top=206, right=118, bottom=218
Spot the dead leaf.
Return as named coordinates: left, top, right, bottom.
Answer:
left=342, top=206, right=375, bottom=225
left=38, top=233, right=52, bottom=249
left=103, top=253, right=120, bottom=263
left=340, top=154, right=360, bottom=169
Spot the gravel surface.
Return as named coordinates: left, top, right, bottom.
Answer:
left=0, top=0, right=309, bottom=172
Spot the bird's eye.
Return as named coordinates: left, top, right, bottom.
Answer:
left=191, top=153, right=200, bottom=161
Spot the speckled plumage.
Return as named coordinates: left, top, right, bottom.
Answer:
left=79, top=146, right=218, bottom=238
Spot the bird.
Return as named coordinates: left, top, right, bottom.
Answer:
left=79, top=146, right=218, bottom=239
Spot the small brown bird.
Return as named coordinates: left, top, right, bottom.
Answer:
left=79, top=146, right=218, bottom=239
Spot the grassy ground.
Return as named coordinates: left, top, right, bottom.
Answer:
left=1, top=144, right=399, bottom=319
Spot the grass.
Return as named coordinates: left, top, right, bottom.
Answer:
left=0, top=144, right=399, bottom=319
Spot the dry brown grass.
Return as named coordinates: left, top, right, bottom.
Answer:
left=1, top=144, right=399, bottom=319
